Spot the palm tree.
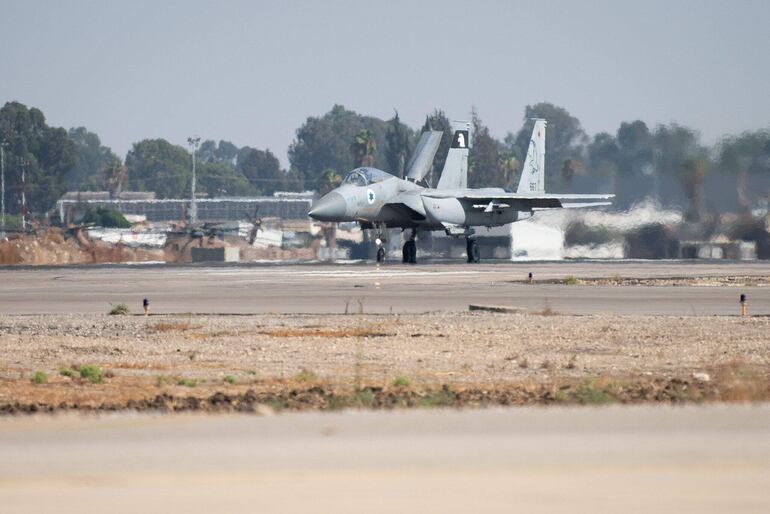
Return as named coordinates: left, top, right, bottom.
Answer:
left=102, top=160, right=127, bottom=199
left=318, top=168, right=341, bottom=195
left=351, top=129, right=376, bottom=167
left=680, top=158, right=707, bottom=222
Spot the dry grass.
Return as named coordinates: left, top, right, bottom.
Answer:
left=4, top=368, right=770, bottom=414
left=712, top=359, right=769, bottom=402
left=111, top=362, right=169, bottom=370
left=148, top=321, right=200, bottom=333
left=187, top=330, right=239, bottom=340
left=258, top=325, right=392, bottom=338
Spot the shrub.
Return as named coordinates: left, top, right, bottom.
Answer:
left=31, top=371, right=48, bottom=384
left=573, top=382, right=616, bottom=405
left=352, top=388, right=376, bottom=408
left=295, top=369, right=317, bottom=383
left=563, top=276, right=579, bottom=285
left=392, top=376, right=411, bottom=388
left=223, top=375, right=237, bottom=384
left=79, top=365, right=103, bottom=384
left=108, top=304, right=130, bottom=316
left=177, top=377, right=197, bottom=387
left=83, top=207, right=131, bottom=228
left=59, top=368, right=77, bottom=378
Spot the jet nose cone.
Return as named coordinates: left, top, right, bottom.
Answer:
left=308, top=192, right=346, bottom=221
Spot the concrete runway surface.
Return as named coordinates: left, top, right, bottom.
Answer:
left=0, top=261, right=768, bottom=315
left=0, top=405, right=768, bottom=514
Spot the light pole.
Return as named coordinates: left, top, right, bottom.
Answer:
left=19, top=158, right=29, bottom=232
left=187, top=136, right=201, bottom=225
left=0, top=140, right=7, bottom=237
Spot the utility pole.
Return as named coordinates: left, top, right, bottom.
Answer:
left=187, top=136, right=201, bottom=225
left=0, top=140, right=7, bottom=237
left=19, top=158, right=29, bottom=232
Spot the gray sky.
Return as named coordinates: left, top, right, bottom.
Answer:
left=1, top=0, right=768, bottom=166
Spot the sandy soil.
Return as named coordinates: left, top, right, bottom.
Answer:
left=1, top=312, right=768, bottom=412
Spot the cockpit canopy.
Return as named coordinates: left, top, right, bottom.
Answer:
left=342, top=167, right=392, bottom=187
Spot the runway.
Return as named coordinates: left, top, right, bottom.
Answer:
left=0, top=261, right=768, bottom=315
left=1, top=405, right=768, bottom=514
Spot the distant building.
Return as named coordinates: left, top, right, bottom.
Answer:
left=56, top=192, right=314, bottom=223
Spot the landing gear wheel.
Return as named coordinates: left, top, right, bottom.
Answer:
left=376, top=247, right=386, bottom=263
left=402, top=240, right=417, bottom=264
left=466, top=239, right=480, bottom=264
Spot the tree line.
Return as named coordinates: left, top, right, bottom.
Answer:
left=0, top=100, right=768, bottom=219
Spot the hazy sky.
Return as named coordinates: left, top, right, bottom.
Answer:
left=1, top=0, right=768, bottom=166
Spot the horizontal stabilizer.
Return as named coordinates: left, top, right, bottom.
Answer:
left=534, top=201, right=612, bottom=210
left=423, top=191, right=614, bottom=201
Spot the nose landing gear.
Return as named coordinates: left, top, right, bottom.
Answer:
left=374, top=223, right=387, bottom=263
left=402, top=229, right=417, bottom=264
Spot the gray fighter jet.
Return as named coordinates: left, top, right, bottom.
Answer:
left=309, top=119, right=613, bottom=263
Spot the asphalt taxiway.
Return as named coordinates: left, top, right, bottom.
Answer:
left=0, top=261, right=768, bottom=315
left=1, top=405, right=768, bottom=513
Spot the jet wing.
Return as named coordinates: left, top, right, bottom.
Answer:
left=405, top=130, right=442, bottom=182
left=380, top=191, right=427, bottom=221
left=423, top=190, right=614, bottom=210
left=379, top=202, right=426, bottom=221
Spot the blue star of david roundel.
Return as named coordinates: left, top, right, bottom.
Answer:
left=367, top=189, right=376, bottom=204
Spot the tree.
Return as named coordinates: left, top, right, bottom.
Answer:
left=385, top=111, right=412, bottom=178
left=560, top=159, right=584, bottom=185
left=680, top=158, right=707, bottom=221
left=652, top=123, right=705, bottom=210
left=197, top=161, right=255, bottom=197
left=468, top=110, right=505, bottom=188
left=616, top=120, right=654, bottom=175
left=0, top=101, right=75, bottom=214
left=67, top=127, right=119, bottom=191
left=288, top=105, right=389, bottom=188
left=198, top=139, right=239, bottom=165
left=718, top=130, right=770, bottom=212
left=125, top=139, right=190, bottom=198
left=281, top=167, right=306, bottom=192
left=586, top=132, right=620, bottom=195
left=236, top=147, right=283, bottom=195
left=350, top=129, right=377, bottom=167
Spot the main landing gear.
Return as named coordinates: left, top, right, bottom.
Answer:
left=402, top=229, right=417, bottom=264
left=466, top=237, right=480, bottom=263
left=374, top=223, right=386, bottom=263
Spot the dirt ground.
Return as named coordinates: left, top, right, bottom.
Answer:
left=0, top=229, right=315, bottom=266
left=0, top=229, right=165, bottom=265
left=1, top=312, right=768, bottom=413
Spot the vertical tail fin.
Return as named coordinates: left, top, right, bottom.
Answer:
left=516, top=119, right=546, bottom=194
left=437, top=121, right=471, bottom=190
left=405, top=130, right=442, bottom=182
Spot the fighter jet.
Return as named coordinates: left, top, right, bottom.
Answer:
left=308, top=119, right=614, bottom=263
